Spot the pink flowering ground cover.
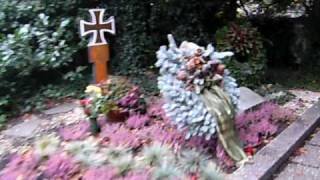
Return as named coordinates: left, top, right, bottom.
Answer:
left=0, top=98, right=296, bottom=179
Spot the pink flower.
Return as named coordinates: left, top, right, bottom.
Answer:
left=126, top=114, right=150, bottom=129
left=0, top=153, right=40, bottom=180
left=59, top=121, right=91, bottom=141
left=83, top=167, right=118, bottom=180
left=43, top=153, right=80, bottom=180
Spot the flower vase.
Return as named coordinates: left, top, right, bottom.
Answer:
left=107, top=109, right=129, bottom=122
left=89, top=117, right=101, bottom=134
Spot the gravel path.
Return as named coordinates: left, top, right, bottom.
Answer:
left=0, top=101, right=85, bottom=168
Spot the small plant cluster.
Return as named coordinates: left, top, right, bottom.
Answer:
left=59, top=121, right=91, bottom=141
left=80, top=80, right=146, bottom=133
left=236, top=102, right=296, bottom=151
left=0, top=122, right=224, bottom=179
left=0, top=0, right=89, bottom=121
left=0, top=97, right=296, bottom=177
left=0, top=153, right=40, bottom=180
left=215, top=21, right=267, bottom=87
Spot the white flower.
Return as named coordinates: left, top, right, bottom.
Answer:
left=34, top=135, right=60, bottom=157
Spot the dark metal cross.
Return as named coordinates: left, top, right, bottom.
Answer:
left=80, top=9, right=115, bottom=46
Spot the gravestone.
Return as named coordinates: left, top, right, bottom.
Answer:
left=238, top=87, right=266, bottom=113
left=80, top=9, right=116, bottom=83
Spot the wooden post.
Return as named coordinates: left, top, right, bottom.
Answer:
left=80, top=9, right=116, bottom=83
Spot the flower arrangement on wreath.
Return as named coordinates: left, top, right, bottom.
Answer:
left=156, top=35, right=247, bottom=163
left=81, top=80, right=146, bottom=133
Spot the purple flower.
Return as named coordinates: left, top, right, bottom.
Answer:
left=235, top=102, right=286, bottom=147
left=126, top=114, right=150, bottom=129
left=0, top=153, right=40, bottom=180
left=101, top=125, right=141, bottom=148
left=82, top=167, right=118, bottom=180
left=118, top=87, right=140, bottom=108
left=59, top=121, right=91, bottom=141
left=147, top=98, right=169, bottom=121
left=43, top=153, right=80, bottom=180
left=137, top=124, right=184, bottom=145
left=216, top=143, right=235, bottom=168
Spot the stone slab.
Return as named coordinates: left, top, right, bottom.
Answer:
left=275, top=163, right=320, bottom=180
left=2, top=115, right=41, bottom=138
left=43, top=103, right=78, bottom=115
left=238, top=87, right=266, bottom=113
left=291, top=145, right=320, bottom=168
left=229, top=101, right=320, bottom=180
left=308, top=133, right=320, bottom=146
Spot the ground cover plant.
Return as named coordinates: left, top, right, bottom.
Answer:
left=0, top=83, right=296, bottom=179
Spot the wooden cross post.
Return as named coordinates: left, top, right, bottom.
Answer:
left=80, top=9, right=116, bottom=83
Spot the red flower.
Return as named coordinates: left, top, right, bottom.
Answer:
left=190, top=174, right=198, bottom=180
left=244, top=146, right=255, bottom=156
left=80, top=99, right=92, bottom=106
left=84, top=108, right=91, bottom=115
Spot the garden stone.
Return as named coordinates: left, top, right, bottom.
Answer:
left=3, top=115, right=41, bottom=138
left=229, top=101, right=320, bottom=180
left=276, top=163, right=320, bottom=180
left=308, top=132, right=320, bottom=146
left=238, top=87, right=266, bottom=113
left=43, top=103, right=78, bottom=115
left=291, top=145, right=320, bottom=168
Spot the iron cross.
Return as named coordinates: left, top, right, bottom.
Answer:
left=80, top=9, right=116, bottom=83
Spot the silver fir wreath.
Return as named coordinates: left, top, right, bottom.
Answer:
left=156, top=35, right=240, bottom=140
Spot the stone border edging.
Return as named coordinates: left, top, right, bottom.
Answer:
left=228, top=101, right=320, bottom=180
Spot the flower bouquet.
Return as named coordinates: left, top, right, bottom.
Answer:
left=81, top=80, right=146, bottom=133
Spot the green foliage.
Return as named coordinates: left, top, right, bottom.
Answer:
left=215, top=21, right=267, bottom=87
left=0, top=0, right=90, bottom=120
left=0, top=1, right=85, bottom=75
left=102, top=0, right=236, bottom=75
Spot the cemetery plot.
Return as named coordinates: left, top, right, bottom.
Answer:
left=0, top=35, right=306, bottom=179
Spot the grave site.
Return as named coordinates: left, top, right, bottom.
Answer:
left=0, top=1, right=320, bottom=180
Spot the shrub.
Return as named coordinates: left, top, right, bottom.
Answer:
left=0, top=0, right=89, bottom=118
left=215, top=21, right=267, bottom=87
